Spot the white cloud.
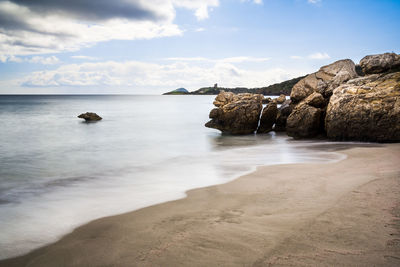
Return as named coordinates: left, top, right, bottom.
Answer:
left=0, top=0, right=271, bottom=57
left=0, top=55, right=60, bottom=64
left=308, top=0, right=321, bottom=4
left=19, top=60, right=306, bottom=91
left=0, top=0, right=222, bottom=57
left=173, top=0, right=219, bottom=20
left=290, top=53, right=330, bottom=60
left=308, top=52, right=330, bottom=60
left=195, top=27, right=206, bottom=32
left=241, top=0, right=263, bottom=4
left=164, top=56, right=270, bottom=63
left=29, top=56, right=60, bottom=65
left=71, top=55, right=99, bottom=61
left=221, top=56, right=270, bottom=63
left=165, top=57, right=210, bottom=61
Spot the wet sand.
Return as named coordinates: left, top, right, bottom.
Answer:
left=1, top=144, right=400, bottom=266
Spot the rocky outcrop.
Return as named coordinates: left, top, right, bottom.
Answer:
left=325, top=72, right=400, bottom=142
left=257, top=102, right=278, bottom=133
left=205, top=91, right=263, bottom=134
left=290, top=59, right=358, bottom=102
left=78, top=112, right=102, bottom=121
left=274, top=99, right=293, bottom=132
left=359, top=53, right=400, bottom=75
left=286, top=93, right=324, bottom=138
left=205, top=52, right=400, bottom=142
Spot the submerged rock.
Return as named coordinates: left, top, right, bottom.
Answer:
left=325, top=71, right=400, bottom=142
left=290, top=59, right=358, bottom=102
left=78, top=112, right=102, bottom=122
left=205, top=91, right=263, bottom=134
left=359, top=52, right=400, bottom=75
left=257, top=102, right=278, bottom=133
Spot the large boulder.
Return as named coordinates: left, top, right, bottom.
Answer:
left=286, top=93, right=325, bottom=138
left=359, top=53, right=400, bottom=75
left=257, top=102, right=278, bottom=133
left=290, top=59, right=358, bottom=102
left=274, top=99, right=293, bottom=132
left=78, top=112, right=102, bottom=121
left=326, top=72, right=400, bottom=142
left=205, top=91, right=263, bottom=134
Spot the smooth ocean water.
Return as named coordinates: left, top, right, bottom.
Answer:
left=0, top=95, right=349, bottom=259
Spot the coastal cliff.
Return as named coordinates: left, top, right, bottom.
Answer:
left=205, top=52, right=400, bottom=142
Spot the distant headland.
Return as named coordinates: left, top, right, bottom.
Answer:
left=162, top=75, right=305, bottom=96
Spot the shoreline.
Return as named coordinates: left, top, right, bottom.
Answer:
left=1, top=144, right=400, bottom=266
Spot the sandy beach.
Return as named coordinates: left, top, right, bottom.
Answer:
left=1, top=144, right=400, bottom=266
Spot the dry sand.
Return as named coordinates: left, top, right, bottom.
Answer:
left=1, top=144, right=400, bottom=266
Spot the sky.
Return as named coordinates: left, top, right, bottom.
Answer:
left=0, top=0, right=399, bottom=94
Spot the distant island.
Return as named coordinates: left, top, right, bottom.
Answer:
left=162, top=75, right=305, bottom=95
left=163, top=88, right=189, bottom=95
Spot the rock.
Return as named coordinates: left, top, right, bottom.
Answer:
left=325, top=71, right=400, bottom=142
left=279, top=99, right=293, bottom=117
left=262, top=97, right=272, bottom=104
left=274, top=99, right=293, bottom=132
left=213, top=91, right=237, bottom=107
left=205, top=91, right=263, bottom=134
left=290, top=59, right=358, bottom=102
left=304, top=92, right=326, bottom=108
left=78, top=112, right=102, bottom=121
left=359, top=52, right=400, bottom=75
left=257, top=102, right=278, bottom=133
left=355, top=64, right=365, bottom=76
left=275, top=94, right=286, bottom=104
left=286, top=93, right=325, bottom=138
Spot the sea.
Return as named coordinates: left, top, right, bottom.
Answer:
left=0, top=95, right=359, bottom=259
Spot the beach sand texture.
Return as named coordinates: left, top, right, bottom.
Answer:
left=1, top=144, right=400, bottom=266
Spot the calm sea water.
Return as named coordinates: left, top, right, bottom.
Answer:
left=0, top=95, right=349, bottom=259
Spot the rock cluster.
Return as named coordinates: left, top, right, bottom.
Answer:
left=78, top=112, right=102, bottom=122
left=205, top=52, right=400, bottom=142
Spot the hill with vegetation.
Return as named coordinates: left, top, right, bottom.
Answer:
left=163, top=75, right=306, bottom=96
left=163, top=88, right=189, bottom=95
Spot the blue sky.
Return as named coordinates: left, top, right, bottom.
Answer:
left=0, top=0, right=399, bottom=94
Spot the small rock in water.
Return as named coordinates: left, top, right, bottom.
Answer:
left=78, top=112, right=102, bottom=122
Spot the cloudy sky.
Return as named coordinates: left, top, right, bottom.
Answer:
left=0, top=0, right=399, bottom=94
